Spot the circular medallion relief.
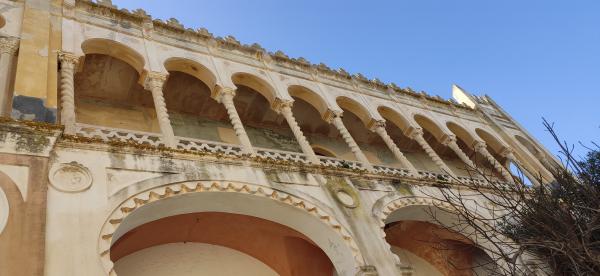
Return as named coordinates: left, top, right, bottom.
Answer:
left=49, top=162, right=92, bottom=193
left=335, top=190, right=357, bottom=208
left=0, top=187, right=8, bottom=234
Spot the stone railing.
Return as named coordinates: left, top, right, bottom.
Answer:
left=73, top=124, right=494, bottom=185
left=74, top=123, right=164, bottom=147
left=373, top=165, right=413, bottom=177
left=255, top=147, right=310, bottom=164
left=318, top=155, right=364, bottom=170
left=177, top=136, right=243, bottom=156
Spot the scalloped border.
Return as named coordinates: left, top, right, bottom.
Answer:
left=97, top=181, right=365, bottom=275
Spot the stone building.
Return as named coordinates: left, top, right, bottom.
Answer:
left=0, top=0, right=558, bottom=275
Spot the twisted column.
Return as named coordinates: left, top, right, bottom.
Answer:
left=442, top=136, right=477, bottom=170
left=371, top=120, right=417, bottom=175
left=0, top=37, right=18, bottom=117
left=276, top=99, right=319, bottom=164
left=327, top=110, right=373, bottom=171
left=215, top=87, right=254, bottom=155
left=410, top=128, right=456, bottom=177
left=144, top=72, right=176, bottom=148
left=58, top=51, right=79, bottom=134
left=474, top=141, right=513, bottom=182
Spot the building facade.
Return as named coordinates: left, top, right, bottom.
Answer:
left=0, top=0, right=558, bottom=275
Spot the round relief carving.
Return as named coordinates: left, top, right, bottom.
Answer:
left=335, top=190, right=357, bottom=208
left=0, top=187, right=8, bottom=234
left=49, top=162, right=92, bottom=193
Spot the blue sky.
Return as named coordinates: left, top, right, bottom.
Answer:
left=113, top=0, right=599, bottom=159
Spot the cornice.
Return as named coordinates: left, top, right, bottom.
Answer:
left=72, top=0, right=475, bottom=113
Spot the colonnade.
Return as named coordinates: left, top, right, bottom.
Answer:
left=57, top=51, right=534, bottom=182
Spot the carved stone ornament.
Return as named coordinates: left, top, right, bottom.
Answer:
left=334, top=189, right=358, bottom=208
left=49, top=162, right=93, bottom=193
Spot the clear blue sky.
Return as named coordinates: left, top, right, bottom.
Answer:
left=113, top=0, right=599, bottom=159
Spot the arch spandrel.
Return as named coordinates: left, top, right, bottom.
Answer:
left=99, top=181, right=365, bottom=276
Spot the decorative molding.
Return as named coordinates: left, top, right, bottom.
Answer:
left=0, top=164, right=29, bottom=201
left=49, top=161, right=93, bottom=193
left=98, top=181, right=365, bottom=275
left=0, top=187, right=8, bottom=235
left=0, top=37, right=19, bottom=55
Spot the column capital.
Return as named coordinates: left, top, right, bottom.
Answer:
left=473, top=140, right=487, bottom=151
left=499, top=147, right=514, bottom=158
left=323, top=108, right=342, bottom=123
left=440, top=134, right=457, bottom=146
left=271, top=97, right=294, bottom=113
left=211, top=86, right=236, bottom=102
left=58, top=51, right=80, bottom=66
left=367, top=119, right=386, bottom=132
left=144, top=71, right=168, bottom=91
left=0, top=37, right=19, bottom=55
left=407, top=127, right=424, bottom=140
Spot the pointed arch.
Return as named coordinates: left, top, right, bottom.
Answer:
left=336, top=96, right=372, bottom=126
left=288, top=85, right=329, bottom=117
left=81, top=38, right=145, bottom=74
left=414, top=114, right=447, bottom=141
left=378, top=106, right=412, bottom=133
left=231, top=72, right=277, bottom=105
left=164, top=57, right=217, bottom=93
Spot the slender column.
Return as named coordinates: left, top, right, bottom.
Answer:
left=371, top=120, right=417, bottom=175
left=326, top=110, right=373, bottom=171
left=442, top=136, right=477, bottom=170
left=409, top=128, right=456, bottom=177
left=144, top=72, right=176, bottom=148
left=276, top=100, right=319, bottom=164
left=474, top=141, right=513, bottom=182
left=0, top=37, right=18, bottom=116
left=58, top=51, right=79, bottom=134
left=214, top=87, right=254, bottom=155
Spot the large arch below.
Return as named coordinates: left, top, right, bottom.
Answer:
left=111, top=212, right=333, bottom=276
left=81, top=38, right=145, bottom=75
left=376, top=197, right=499, bottom=276
left=99, top=181, right=363, bottom=275
left=164, top=57, right=217, bottom=93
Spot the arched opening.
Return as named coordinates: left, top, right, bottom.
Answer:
left=475, top=129, right=509, bottom=169
left=104, top=185, right=361, bottom=275
left=74, top=40, right=156, bottom=133
left=231, top=73, right=301, bottom=152
left=161, top=60, right=235, bottom=144
left=414, top=115, right=463, bottom=175
left=112, top=212, right=333, bottom=276
left=336, top=97, right=397, bottom=166
left=384, top=204, right=496, bottom=276
left=288, top=86, right=352, bottom=160
left=447, top=122, right=502, bottom=178
left=378, top=107, right=434, bottom=172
